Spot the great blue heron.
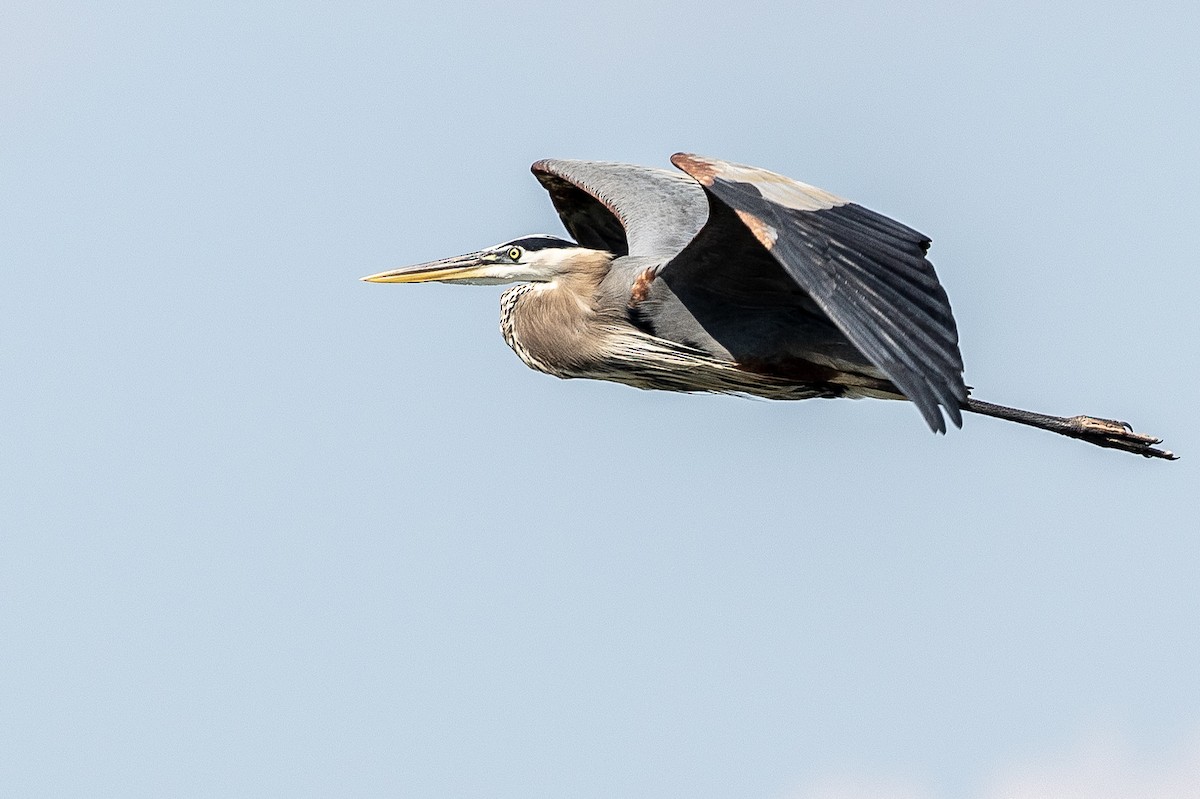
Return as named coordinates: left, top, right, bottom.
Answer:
left=363, top=153, right=1175, bottom=460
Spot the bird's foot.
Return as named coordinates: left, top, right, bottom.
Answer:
left=1065, top=415, right=1178, bottom=460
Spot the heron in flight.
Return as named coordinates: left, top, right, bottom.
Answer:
left=363, top=153, right=1174, bottom=460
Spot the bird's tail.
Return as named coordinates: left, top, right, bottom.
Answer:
left=962, top=398, right=1177, bottom=460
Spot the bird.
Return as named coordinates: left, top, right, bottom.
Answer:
left=362, top=153, right=1175, bottom=460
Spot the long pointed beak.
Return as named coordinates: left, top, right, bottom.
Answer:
left=360, top=250, right=496, bottom=284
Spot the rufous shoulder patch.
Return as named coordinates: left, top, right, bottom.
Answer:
left=735, top=209, right=778, bottom=248
left=628, top=267, right=656, bottom=307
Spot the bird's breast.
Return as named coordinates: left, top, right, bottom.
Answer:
left=499, top=282, right=602, bottom=378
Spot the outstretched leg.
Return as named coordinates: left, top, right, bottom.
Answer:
left=963, top=398, right=1177, bottom=460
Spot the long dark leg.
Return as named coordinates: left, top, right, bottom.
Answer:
left=963, top=398, right=1177, bottom=460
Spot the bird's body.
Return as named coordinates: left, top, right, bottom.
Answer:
left=364, top=153, right=1174, bottom=460
left=498, top=251, right=892, bottom=402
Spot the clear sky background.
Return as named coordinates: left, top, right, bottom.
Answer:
left=3, top=2, right=1199, bottom=797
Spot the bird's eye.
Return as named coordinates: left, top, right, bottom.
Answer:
left=508, top=247, right=522, bottom=261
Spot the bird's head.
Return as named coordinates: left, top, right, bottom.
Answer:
left=361, top=235, right=605, bottom=286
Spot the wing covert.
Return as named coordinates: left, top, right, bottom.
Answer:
left=532, top=159, right=709, bottom=260
left=669, top=153, right=967, bottom=432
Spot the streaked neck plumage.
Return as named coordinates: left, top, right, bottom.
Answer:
left=499, top=250, right=615, bottom=377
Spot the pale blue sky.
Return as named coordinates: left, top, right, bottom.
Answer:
left=3, top=2, right=1198, bottom=797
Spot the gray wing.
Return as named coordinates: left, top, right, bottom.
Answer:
left=532, top=159, right=709, bottom=259
left=668, top=153, right=967, bottom=433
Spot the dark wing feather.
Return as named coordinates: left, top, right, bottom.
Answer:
left=532, top=160, right=709, bottom=260
left=669, top=153, right=966, bottom=432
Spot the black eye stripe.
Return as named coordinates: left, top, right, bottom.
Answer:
left=502, top=235, right=577, bottom=252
